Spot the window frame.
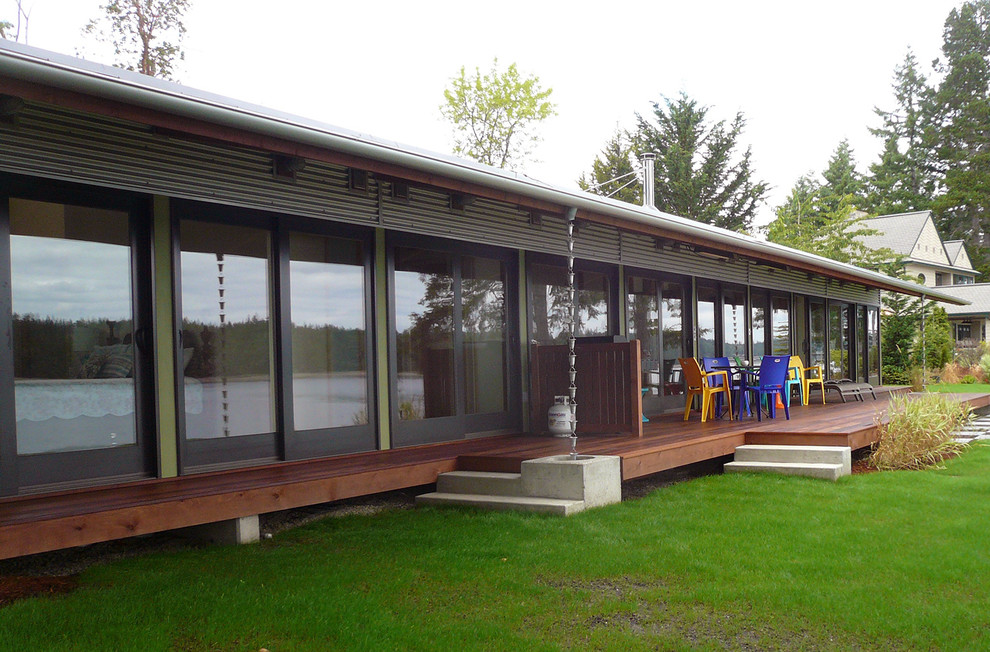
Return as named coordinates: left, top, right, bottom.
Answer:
left=0, top=174, right=157, bottom=495
left=388, top=232, right=520, bottom=448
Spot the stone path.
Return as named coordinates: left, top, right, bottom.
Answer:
left=954, top=414, right=990, bottom=443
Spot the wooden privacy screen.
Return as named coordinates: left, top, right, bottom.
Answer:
left=530, top=340, right=643, bottom=437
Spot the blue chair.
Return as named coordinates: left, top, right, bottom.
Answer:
left=703, top=356, right=748, bottom=418
left=738, top=355, right=791, bottom=421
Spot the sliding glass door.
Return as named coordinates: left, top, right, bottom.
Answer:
left=1, top=179, right=155, bottom=494
left=626, top=273, right=688, bottom=415
left=391, top=237, right=517, bottom=446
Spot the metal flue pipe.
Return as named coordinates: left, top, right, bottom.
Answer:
left=641, top=152, right=656, bottom=209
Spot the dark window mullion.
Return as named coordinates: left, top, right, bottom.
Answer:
left=0, top=192, right=16, bottom=495
left=275, top=221, right=293, bottom=460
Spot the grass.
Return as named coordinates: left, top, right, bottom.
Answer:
left=5, top=446, right=990, bottom=650
left=929, top=383, right=990, bottom=394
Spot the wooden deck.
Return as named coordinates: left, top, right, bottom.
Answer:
left=2, top=388, right=988, bottom=560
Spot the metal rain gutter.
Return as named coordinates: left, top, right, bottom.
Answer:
left=0, top=41, right=970, bottom=307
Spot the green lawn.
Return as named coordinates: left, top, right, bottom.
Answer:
left=930, top=383, right=990, bottom=394
left=5, top=445, right=990, bottom=651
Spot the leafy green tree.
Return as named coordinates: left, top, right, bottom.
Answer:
left=868, top=50, right=934, bottom=214
left=767, top=189, right=899, bottom=271
left=440, top=59, right=556, bottom=170
left=83, top=0, right=190, bottom=80
left=927, top=0, right=990, bottom=277
left=633, top=92, right=768, bottom=231
left=578, top=129, right=641, bottom=204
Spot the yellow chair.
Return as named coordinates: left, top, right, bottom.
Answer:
left=790, top=354, right=824, bottom=405
left=679, top=357, right=733, bottom=422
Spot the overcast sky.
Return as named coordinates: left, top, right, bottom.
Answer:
left=2, top=0, right=965, bottom=226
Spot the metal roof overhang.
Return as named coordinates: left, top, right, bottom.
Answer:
left=0, top=40, right=969, bottom=307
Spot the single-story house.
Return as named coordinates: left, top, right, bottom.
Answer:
left=0, top=41, right=968, bottom=549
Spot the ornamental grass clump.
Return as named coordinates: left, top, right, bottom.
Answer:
left=869, top=393, right=971, bottom=471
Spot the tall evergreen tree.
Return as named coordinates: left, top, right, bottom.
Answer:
left=633, top=93, right=768, bottom=231
left=578, top=129, right=641, bottom=205
left=928, top=0, right=990, bottom=277
left=819, top=139, right=866, bottom=213
left=868, top=50, right=934, bottom=214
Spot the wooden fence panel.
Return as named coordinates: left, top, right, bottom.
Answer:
left=529, top=340, right=642, bottom=436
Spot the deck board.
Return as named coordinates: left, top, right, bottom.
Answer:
left=2, top=389, right=987, bottom=559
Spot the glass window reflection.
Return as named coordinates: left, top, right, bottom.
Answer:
left=10, top=199, right=136, bottom=455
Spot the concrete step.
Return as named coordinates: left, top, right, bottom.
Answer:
left=733, top=444, right=851, bottom=474
left=415, top=492, right=585, bottom=515
left=724, top=460, right=846, bottom=481
left=436, top=471, right=522, bottom=497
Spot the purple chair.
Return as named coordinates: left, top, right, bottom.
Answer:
left=738, top=355, right=791, bottom=421
left=702, top=356, right=748, bottom=417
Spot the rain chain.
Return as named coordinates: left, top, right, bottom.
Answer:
left=567, top=211, right=578, bottom=460
left=217, top=253, right=230, bottom=437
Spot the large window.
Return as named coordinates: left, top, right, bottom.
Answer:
left=529, top=261, right=610, bottom=343
left=175, top=204, right=376, bottom=467
left=394, top=247, right=455, bottom=420
left=722, top=286, right=747, bottom=359
left=626, top=274, right=687, bottom=414
left=697, top=284, right=717, bottom=358
left=180, top=220, right=275, bottom=440
left=770, top=295, right=790, bottom=355
left=394, top=241, right=514, bottom=446
left=11, top=199, right=137, bottom=454
left=289, top=233, right=368, bottom=431
left=2, top=183, right=154, bottom=495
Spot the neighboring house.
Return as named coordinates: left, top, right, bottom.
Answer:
left=0, top=41, right=968, bottom=556
left=938, top=284, right=990, bottom=347
left=857, top=211, right=978, bottom=287
left=856, top=210, right=987, bottom=347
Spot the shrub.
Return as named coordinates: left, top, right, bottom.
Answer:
left=869, top=393, right=971, bottom=471
left=940, top=361, right=965, bottom=384
left=962, top=375, right=977, bottom=384
left=909, top=367, right=925, bottom=392
left=882, top=365, right=910, bottom=385
left=980, top=353, right=990, bottom=379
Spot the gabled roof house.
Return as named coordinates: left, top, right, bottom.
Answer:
left=0, top=40, right=970, bottom=557
left=857, top=210, right=987, bottom=346
left=858, top=211, right=977, bottom=287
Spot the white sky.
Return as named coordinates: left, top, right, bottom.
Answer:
left=2, top=0, right=964, bottom=226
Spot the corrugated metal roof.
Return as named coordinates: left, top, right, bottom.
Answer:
left=0, top=40, right=969, bottom=306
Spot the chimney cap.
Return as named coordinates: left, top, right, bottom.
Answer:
left=640, top=152, right=657, bottom=161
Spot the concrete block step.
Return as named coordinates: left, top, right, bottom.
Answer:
left=436, top=471, right=522, bottom=497
left=733, top=445, right=851, bottom=473
left=415, top=492, right=585, bottom=515
left=724, top=460, right=846, bottom=481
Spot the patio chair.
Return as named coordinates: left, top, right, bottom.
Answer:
left=789, top=354, right=824, bottom=405
left=738, top=355, right=791, bottom=421
left=784, top=363, right=803, bottom=408
left=679, top=357, right=733, bottom=423
left=823, top=379, right=878, bottom=402
left=702, top=356, right=749, bottom=416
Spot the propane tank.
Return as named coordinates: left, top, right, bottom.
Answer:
left=548, top=396, right=572, bottom=437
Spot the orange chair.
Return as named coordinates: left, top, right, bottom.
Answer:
left=679, top=357, right=733, bottom=422
left=790, top=354, right=824, bottom=405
